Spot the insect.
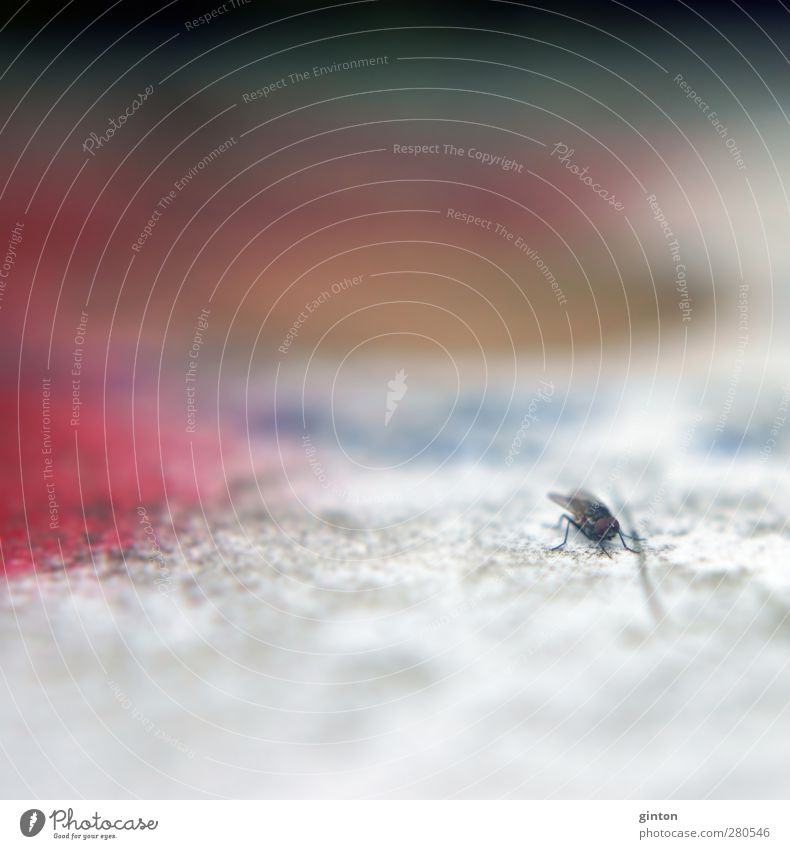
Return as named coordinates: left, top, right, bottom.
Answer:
left=547, top=489, right=643, bottom=556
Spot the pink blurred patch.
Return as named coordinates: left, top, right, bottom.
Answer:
left=1, top=371, right=251, bottom=577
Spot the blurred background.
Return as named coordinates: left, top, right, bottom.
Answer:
left=1, top=0, right=789, bottom=799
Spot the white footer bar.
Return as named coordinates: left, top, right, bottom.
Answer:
left=2, top=800, right=786, bottom=847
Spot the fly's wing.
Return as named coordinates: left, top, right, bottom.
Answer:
left=547, top=489, right=605, bottom=520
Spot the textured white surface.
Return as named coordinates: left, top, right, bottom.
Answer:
left=2, top=370, right=790, bottom=799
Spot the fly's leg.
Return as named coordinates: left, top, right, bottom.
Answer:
left=597, top=538, right=613, bottom=558
left=618, top=530, right=641, bottom=553
left=550, top=515, right=582, bottom=551
left=620, top=531, right=646, bottom=542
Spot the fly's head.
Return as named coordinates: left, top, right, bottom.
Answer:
left=594, top=516, right=619, bottom=540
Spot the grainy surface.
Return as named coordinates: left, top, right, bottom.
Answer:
left=2, top=371, right=790, bottom=799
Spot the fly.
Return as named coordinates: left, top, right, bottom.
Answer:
left=547, top=489, right=643, bottom=556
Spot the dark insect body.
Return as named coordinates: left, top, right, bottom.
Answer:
left=547, top=490, right=643, bottom=556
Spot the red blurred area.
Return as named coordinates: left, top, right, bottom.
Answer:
left=1, top=361, right=236, bottom=576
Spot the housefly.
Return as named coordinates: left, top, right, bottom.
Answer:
left=547, top=490, right=643, bottom=556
